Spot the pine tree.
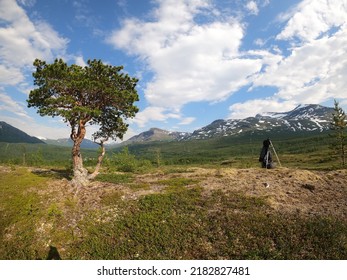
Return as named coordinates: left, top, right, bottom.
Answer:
left=28, top=59, right=139, bottom=186
left=330, top=100, right=347, bottom=167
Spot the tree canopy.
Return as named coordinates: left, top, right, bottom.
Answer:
left=28, top=58, right=139, bottom=142
left=330, top=99, right=346, bottom=166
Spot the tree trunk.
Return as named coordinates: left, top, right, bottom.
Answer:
left=88, top=139, right=107, bottom=180
left=70, top=121, right=89, bottom=187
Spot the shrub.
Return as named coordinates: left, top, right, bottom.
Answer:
left=112, top=147, right=152, bottom=172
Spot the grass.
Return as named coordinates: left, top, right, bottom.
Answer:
left=157, top=177, right=200, bottom=188
left=75, top=187, right=346, bottom=260
left=0, top=166, right=346, bottom=260
left=0, top=167, right=50, bottom=259
left=0, top=167, right=81, bottom=259
left=95, top=173, right=135, bottom=184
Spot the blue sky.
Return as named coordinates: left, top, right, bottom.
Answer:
left=1, top=0, right=347, bottom=141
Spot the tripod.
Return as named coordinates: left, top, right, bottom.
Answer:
left=268, top=139, right=282, bottom=168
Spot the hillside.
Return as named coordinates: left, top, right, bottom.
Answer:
left=0, top=121, right=44, bottom=144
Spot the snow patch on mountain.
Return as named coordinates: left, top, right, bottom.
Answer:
left=187, top=104, right=334, bottom=140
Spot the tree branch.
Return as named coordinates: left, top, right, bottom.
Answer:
left=88, top=137, right=108, bottom=180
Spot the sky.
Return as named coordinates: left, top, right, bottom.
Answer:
left=1, top=0, right=347, bottom=141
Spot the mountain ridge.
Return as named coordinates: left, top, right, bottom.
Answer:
left=125, top=104, right=334, bottom=143
left=0, top=121, right=45, bottom=144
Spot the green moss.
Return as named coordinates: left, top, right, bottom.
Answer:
left=128, top=182, right=151, bottom=191
left=158, top=177, right=200, bottom=188
left=96, top=173, right=134, bottom=184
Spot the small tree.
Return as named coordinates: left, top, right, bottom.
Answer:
left=330, top=100, right=346, bottom=167
left=28, top=58, right=139, bottom=186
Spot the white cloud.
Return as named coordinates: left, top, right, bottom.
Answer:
left=246, top=1, right=259, bottom=15
left=130, top=105, right=196, bottom=129
left=0, top=0, right=68, bottom=87
left=17, top=0, right=36, bottom=7
left=179, top=117, right=196, bottom=125
left=0, top=65, right=24, bottom=85
left=74, top=55, right=87, bottom=67
left=121, top=126, right=141, bottom=142
left=145, top=22, right=263, bottom=108
left=108, top=0, right=263, bottom=126
left=72, top=0, right=99, bottom=29
left=258, top=4, right=347, bottom=102
left=277, top=0, right=347, bottom=42
left=229, top=99, right=296, bottom=119
left=262, top=0, right=270, bottom=7
left=131, top=106, right=181, bottom=128
left=229, top=0, right=347, bottom=119
left=254, top=38, right=265, bottom=46
left=0, top=92, right=32, bottom=120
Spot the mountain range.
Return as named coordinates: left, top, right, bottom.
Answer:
left=187, top=104, right=334, bottom=140
left=122, top=104, right=334, bottom=143
left=0, top=104, right=335, bottom=145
